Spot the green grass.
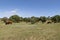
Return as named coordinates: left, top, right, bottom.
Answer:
left=0, top=22, right=60, bottom=40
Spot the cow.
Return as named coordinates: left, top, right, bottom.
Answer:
left=46, top=20, right=52, bottom=24
left=47, top=21, right=52, bottom=24
left=4, top=20, right=12, bottom=25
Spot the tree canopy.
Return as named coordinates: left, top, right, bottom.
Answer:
left=1, top=15, right=60, bottom=24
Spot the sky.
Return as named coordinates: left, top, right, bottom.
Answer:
left=0, top=0, right=60, bottom=18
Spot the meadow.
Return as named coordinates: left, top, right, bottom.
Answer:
left=0, top=22, right=60, bottom=40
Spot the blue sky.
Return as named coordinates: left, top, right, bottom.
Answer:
left=0, top=0, right=60, bottom=18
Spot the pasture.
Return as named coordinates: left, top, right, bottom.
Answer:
left=0, top=22, right=60, bottom=40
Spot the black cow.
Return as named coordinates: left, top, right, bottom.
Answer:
left=47, top=21, right=52, bottom=24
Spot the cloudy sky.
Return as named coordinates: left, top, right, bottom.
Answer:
left=0, top=0, right=60, bottom=18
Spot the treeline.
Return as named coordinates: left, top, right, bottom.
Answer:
left=1, top=15, right=60, bottom=24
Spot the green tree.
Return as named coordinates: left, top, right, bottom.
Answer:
left=9, top=15, right=20, bottom=23
left=51, top=15, right=60, bottom=23
left=23, top=17, right=31, bottom=23
left=20, top=17, right=23, bottom=22
left=40, top=16, right=47, bottom=23
left=47, top=16, right=51, bottom=20
left=30, top=16, right=37, bottom=24
left=1, top=17, right=8, bottom=22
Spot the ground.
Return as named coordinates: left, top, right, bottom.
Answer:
left=0, top=22, right=60, bottom=40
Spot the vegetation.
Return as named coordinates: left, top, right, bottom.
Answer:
left=9, top=15, right=20, bottom=23
left=1, top=17, right=8, bottom=22
left=0, top=15, right=60, bottom=40
left=39, top=16, right=47, bottom=23
left=1, top=15, right=60, bottom=24
left=0, top=22, right=60, bottom=40
left=51, top=15, right=60, bottom=23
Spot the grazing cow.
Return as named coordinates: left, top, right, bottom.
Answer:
left=4, top=20, right=12, bottom=25
left=47, top=21, right=52, bottom=24
left=46, top=20, right=52, bottom=24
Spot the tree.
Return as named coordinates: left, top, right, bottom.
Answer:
left=30, top=16, right=37, bottom=24
left=1, top=17, right=8, bottom=22
left=9, top=15, right=20, bottom=23
left=27, top=17, right=31, bottom=22
left=51, top=15, right=60, bottom=23
left=20, top=17, right=23, bottom=22
left=47, top=16, right=51, bottom=20
left=23, top=17, right=31, bottom=23
left=40, top=16, right=47, bottom=23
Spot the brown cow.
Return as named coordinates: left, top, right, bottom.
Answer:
left=4, top=20, right=12, bottom=25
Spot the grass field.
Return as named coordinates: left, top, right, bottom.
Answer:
left=0, top=22, right=60, bottom=40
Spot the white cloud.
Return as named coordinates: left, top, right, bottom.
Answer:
left=0, top=9, right=20, bottom=18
